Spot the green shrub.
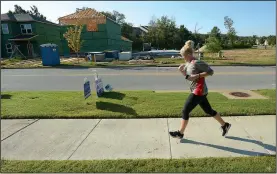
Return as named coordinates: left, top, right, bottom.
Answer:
left=206, top=37, right=222, bottom=53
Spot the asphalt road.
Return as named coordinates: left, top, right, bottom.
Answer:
left=1, top=66, right=276, bottom=91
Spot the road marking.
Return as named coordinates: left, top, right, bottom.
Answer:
left=3, top=71, right=275, bottom=77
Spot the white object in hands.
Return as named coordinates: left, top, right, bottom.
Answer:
left=178, top=64, right=185, bottom=71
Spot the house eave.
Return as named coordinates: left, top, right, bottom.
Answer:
left=1, top=19, right=60, bottom=27
left=8, top=34, right=39, bottom=41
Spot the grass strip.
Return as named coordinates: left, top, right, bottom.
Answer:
left=1, top=156, right=275, bottom=173
left=1, top=89, right=275, bottom=119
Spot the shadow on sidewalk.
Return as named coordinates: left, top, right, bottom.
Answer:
left=180, top=138, right=270, bottom=156
left=225, top=136, right=276, bottom=152
left=96, top=101, right=137, bottom=116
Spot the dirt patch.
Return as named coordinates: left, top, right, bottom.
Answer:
left=222, top=48, right=275, bottom=62
left=229, top=92, right=250, bottom=98
left=128, top=59, right=155, bottom=64
left=221, top=90, right=268, bottom=99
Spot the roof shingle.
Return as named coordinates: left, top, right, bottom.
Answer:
left=1, top=13, right=58, bottom=26
left=58, top=8, right=106, bottom=21
left=58, top=8, right=108, bottom=31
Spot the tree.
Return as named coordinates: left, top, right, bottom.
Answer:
left=112, top=10, right=126, bottom=25
left=14, top=5, right=27, bottom=14
left=224, top=16, right=236, bottom=47
left=76, top=7, right=89, bottom=12
left=192, top=23, right=203, bottom=46
left=259, top=36, right=267, bottom=45
left=209, top=26, right=221, bottom=42
left=63, top=24, right=84, bottom=63
left=143, top=15, right=179, bottom=49
left=220, top=34, right=228, bottom=48
left=142, top=16, right=158, bottom=48
left=206, top=36, right=222, bottom=53
left=101, top=11, right=116, bottom=21
left=29, top=5, right=39, bottom=16
left=132, top=36, right=144, bottom=51
left=251, top=35, right=258, bottom=45
left=100, top=10, right=144, bottom=50
left=192, top=33, right=207, bottom=48
left=29, top=5, right=46, bottom=20
left=10, top=5, right=47, bottom=21
left=267, top=35, right=276, bottom=46
left=255, top=38, right=260, bottom=45
left=100, top=10, right=126, bottom=25
left=177, top=25, right=193, bottom=48
left=194, top=22, right=203, bottom=34
left=157, top=16, right=177, bottom=49
left=121, top=22, right=133, bottom=39
left=143, top=16, right=207, bottom=50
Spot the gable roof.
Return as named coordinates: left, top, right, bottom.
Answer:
left=140, top=26, right=149, bottom=31
left=1, top=13, right=59, bottom=26
left=133, top=25, right=149, bottom=33
left=58, top=8, right=119, bottom=26
left=58, top=8, right=122, bottom=32
left=13, top=13, right=34, bottom=21
left=58, top=8, right=105, bottom=20
left=58, top=8, right=106, bottom=24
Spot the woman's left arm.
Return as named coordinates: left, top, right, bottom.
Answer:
left=186, top=60, right=214, bottom=81
left=196, top=60, right=214, bottom=78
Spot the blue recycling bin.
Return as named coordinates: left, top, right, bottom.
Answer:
left=40, top=43, right=60, bottom=66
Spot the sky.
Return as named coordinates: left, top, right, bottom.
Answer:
left=1, top=1, right=276, bottom=36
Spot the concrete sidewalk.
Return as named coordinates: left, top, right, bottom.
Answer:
left=1, top=115, right=276, bottom=160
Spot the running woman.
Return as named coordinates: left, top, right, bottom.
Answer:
left=169, top=40, right=231, bottom=139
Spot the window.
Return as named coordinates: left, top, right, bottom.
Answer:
left=20, top=24, right=32, bottom=34
left=1, top=24, right=9, bottom=34
left=6, top=43, right=12, bottom=53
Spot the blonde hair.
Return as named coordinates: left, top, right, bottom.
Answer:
left=180, top=40, right=194, bottom=57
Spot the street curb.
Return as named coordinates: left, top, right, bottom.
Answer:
left=1, top=64, right=276, bottom=69
left=1, top=115, right=275, bottom=120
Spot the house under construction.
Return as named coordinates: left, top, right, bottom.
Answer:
left=58, top=8, right=133, bottom=55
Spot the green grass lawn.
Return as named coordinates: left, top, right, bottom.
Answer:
left=2, top=48, right=275, bottom=69
left=155, top=48, right=276, bottom=66
left=1, top=89, right=275, bottom=119
left=1, top=156, right=275, bottom=173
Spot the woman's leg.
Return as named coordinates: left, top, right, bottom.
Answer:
left=199, top=95, right=231, bottom=136
left=169, top=93, right=201, bottom=138
left=179, top=119, right=188, bottom=134
left=213, top=113, right=226, bottom=126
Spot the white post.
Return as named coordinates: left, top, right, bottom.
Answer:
left=94, top=54, right=97, bottom=64
left=84, top=77, right=88, bottom=83
left=91, top=69, right=98, bottom=80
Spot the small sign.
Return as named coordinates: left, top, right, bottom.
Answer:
left=84, top=80, right=91, bottom=99
left=105, top=84, right=113, bottom=91
left=95, top=78, right=104, bottom=97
